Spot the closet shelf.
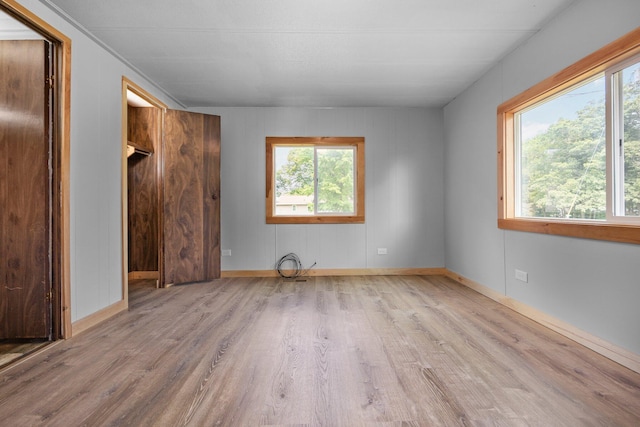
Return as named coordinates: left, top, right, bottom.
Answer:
left=127, top=140, right=153, bottom=157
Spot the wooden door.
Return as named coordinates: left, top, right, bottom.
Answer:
left=0, top=40, right=52, bottom=339
left=162, top=110, right=220, bottom=285
left=127, top=106, right=160, bottom=275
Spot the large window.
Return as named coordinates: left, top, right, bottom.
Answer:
left=266, top=137, right=365, bottom=224
left=498, top=27, right=640, bottom=244
left=515, top=75, right=607, bottom=220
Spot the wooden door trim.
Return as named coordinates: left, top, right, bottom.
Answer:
left=71, top=299, right=127, bottom=337
left=1, top=0, right=72, bottom=339
left=121, top=77, right=167, bottom=303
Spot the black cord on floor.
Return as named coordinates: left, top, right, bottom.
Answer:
left=276, top=253, right=316, bottom=279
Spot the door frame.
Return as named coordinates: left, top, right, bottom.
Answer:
left=121, top=77, right=167, bottom=302
left=0, top=0, right=71, bottom=338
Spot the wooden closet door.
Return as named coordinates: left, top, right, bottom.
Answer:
left=162, top=110, right=220, bottom=285
left=0, top=40, right=51, bottom=339
left=127, top=106, right=159, bottom=273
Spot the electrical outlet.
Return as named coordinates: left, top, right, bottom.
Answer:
left=515, top=269, right=528, bottom=283
left=377, top=248, right=388, bottom=255
left=222, top=249, right=232, bottom=257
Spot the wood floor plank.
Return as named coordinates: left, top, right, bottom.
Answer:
left=0, top=275, right=639, bottom=426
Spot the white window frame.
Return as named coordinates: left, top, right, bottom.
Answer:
left=606, top=55, right=640, bottom=224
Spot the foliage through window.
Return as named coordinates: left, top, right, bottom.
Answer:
left=516, top=75, right=607, bottom=220
left=612, top=60, right=640, bottom=217
left=498, top=28, right=640, bottom=244
left=266, top=137, right=365, bottom=224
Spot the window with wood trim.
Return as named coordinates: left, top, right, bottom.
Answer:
left=266, top=137, right=365, bottom=224
left=498, top=27, right=640, bottom=244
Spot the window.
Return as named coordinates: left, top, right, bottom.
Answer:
left=611, top=59, right=640, bottom=218
left=498, top=27, right=640, bottom=244
left=266, top=137, right=365, bottom=224
left=515, top=75, right=607, bottom=220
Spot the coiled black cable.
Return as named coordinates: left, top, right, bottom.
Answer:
left=276, top=253, right=315, bottom=279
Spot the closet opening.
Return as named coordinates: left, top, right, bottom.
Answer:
left=122, top=78, right=221, bottom=299
left=122, top=78, right=167, bottom=301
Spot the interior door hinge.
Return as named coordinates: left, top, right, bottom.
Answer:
left=46, top=291, right=53, bottom=301
left=46, top=75, right=54, bottom=88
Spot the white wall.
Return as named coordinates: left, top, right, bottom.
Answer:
left=0, top=7, right=43, bottom=39
left=444, top=0, right=640, bottom=355
left=193, top=107, right=445, bottom=272
left=16, top=0, right=182, bottom=323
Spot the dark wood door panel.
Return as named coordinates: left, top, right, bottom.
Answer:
left=202, top=115, right=221, bottom=279
left=0, top=40, right=51, bottom=339
left=163, top=110, right=220, bottom=285
left=127, top=107, right=159, bottom=273
left=127, top=105, right=155, bottom=153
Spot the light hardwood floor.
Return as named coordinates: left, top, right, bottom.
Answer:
left=1, top=275, right=639, bottom=426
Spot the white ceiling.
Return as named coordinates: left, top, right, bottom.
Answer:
left=43, top=0, right=575, bottom=108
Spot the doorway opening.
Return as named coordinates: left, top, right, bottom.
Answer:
left=0, top=0, right=71, bottom=367
left=122, top=79, right=221, bottom=296
left=122, top=78, right=167, bottom=303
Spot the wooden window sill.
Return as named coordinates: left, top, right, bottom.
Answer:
left=498, top=218, right=640, bottom=244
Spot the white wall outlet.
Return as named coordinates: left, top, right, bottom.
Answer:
left=222, top=249, right=232, bottom=257
left=515, top=269, right=528, bottom=283
left=377, top=248, right=388, bottom=255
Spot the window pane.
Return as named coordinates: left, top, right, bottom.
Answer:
left=274, top=146, right=314, bottom=215
left=316, top=148, right=355, bottom=214
left=620, top=61, right=640, bottom=216
left=517, top=76, right=606, bottom=219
